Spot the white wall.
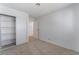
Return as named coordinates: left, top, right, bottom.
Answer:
left=0, top=4, right=29, bottom=45
left=37, top=4, right=79, bottom=52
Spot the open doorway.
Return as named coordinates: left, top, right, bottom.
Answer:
left=28, top=17, right=39, bottom=42
left=0, top=14, right=16, bottom=49
left=29, top=21, right=34, bottom=37
left=28, top=19, right=34, bottom=42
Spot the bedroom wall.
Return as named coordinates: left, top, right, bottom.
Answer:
left=37, top=4, right=79, bottom=52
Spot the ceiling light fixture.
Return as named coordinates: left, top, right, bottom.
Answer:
left=35, top=3, right=40, bottom=7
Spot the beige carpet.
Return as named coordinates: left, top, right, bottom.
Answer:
left=0, top=38, right=79, bottom=55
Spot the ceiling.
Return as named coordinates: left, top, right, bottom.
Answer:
left=1, top=3, right=72, bottom=18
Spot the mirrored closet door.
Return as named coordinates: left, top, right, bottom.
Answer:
left=0, top=14, right=16, bottom=48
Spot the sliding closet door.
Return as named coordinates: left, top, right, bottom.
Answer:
left=0, top=15, right=16, bottom=46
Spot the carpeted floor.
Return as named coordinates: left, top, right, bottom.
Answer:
left=0, top=38, right=79, bottom=55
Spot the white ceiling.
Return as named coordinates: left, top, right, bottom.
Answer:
left=1, top=3, right=72, bottom=18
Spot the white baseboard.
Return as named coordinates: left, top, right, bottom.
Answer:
left=39, top=37, right=79, bottom=52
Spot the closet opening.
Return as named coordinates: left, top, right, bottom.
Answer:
left=0, top=14, right=16, bottom=49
